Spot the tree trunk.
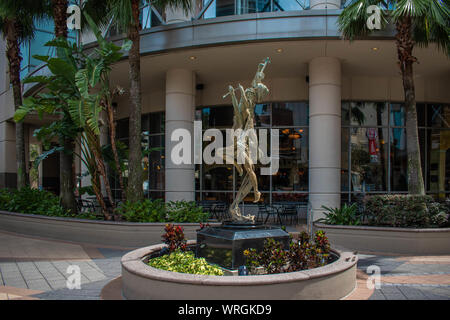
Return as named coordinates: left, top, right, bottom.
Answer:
left=126, top=0, right=144, bottom=203
left=52, top=0, right=68, bottom=38
left=59, top=137, right=77, bottom=213
left=395, top=17, right=425, bottom=195
left=105, top=99, right=126, bottom=202
left=5, top=19, right=28, bottom=189
left=53, top=0, right=78, bottom=213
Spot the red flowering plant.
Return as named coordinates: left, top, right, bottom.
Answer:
left=162, top=224, right=187, bottom=253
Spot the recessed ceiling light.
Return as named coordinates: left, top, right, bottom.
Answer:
left=189, top=56, right=197, bottom=60
left=372, top=47, right=379, bottom=51
left=276, top=48, right=283, bottom=53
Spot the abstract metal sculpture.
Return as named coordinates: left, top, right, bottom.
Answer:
left=222, top=58, right=271, bottom=223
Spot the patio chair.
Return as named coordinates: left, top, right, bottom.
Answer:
left=261, top=203, right=283, bottom=226
left=280, top=205, right=298, bottom=225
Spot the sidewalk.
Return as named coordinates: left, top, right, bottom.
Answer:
left=0, top=230, right=449, bottom=300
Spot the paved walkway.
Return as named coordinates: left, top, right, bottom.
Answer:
left=0, top=230, right=449, bottom=300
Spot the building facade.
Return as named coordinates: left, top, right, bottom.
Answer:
left=0, top=0, right=449, bottom=220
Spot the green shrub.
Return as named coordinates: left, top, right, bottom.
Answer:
left=364, top=195, right=448, bottom=228
left=115, top=200, right=208, bottom=223
left=115, top=199, right=166, bottom=222
left=319, top=203, right=361, bottom=226
left=166, top=201, right=208, bottom=223
left=0, top=187, right=67, bottom=216
left=148, top=250, right=224, bottom=276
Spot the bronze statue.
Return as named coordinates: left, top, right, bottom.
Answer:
left=222, top=58, right=271, bottom=223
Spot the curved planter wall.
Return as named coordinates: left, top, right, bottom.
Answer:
left=0, top=211, right=219, bottom=248
left=314, top=223, right=450, bottom=255
left=121, top=242, right=357, bottom=300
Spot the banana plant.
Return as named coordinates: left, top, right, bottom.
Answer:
left=14, top=13, right=131, bottom=219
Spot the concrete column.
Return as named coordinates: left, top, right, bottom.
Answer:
left=310, top=0, right=341, bottom=9
left=165, top=69, right=195, bottom=202
left=309, top=57, right=341, bottom=221
left=0, top=121, right=17, bottom=188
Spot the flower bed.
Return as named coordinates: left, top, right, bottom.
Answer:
left=121, top=241, right=357, bottom=300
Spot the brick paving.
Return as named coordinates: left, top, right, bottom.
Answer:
left=0, top=230, right=449, bottom=300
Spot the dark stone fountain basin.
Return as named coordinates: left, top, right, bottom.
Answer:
left=196, top=222, right=290, bottom=270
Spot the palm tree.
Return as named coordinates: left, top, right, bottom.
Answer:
left=83, top=0, right=192, bottom=203
left=0, top=1, right=47, bottom=189
left=338, top=0, right=450, bottom=195
left=44, top=0, right=79, bottom=214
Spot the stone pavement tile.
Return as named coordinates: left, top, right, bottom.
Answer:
left=379, top=285, right=403, bottom=294
left=21, top=272, right=44, bottom=281
left=25, top=279, right=52, bottom=291
left=3, top=278, right=28, bottom=289
left=368, top=291, right=386, bottom=300
left=383, top=293, right=407, bottom=300
left=47, top=279, right=68, bottom=290
left=1, top=270, right=23, bottom=280
left=382, top=274, right=450, bottom=285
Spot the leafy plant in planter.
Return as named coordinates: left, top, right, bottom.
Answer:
left=244, top=231, right=332, bottom=274
left=319, top=203, right=361, bottom=226
left=364, top=195, right=448, bottom=228
left=0, top=188, right=66, bottom=216
left=115, top=199, right=166, bottom=222
left=148, top=251, right=224, bottom=276
left=166, top=201, right=208, bottom=223
left=162, top=224, right=187, bottom=253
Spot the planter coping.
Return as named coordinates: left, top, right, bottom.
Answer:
left=0, top=210, right=218, bottom=227
left=121, top=241, right=357, bottom=286
left=314, top=222, right=450, bottom=233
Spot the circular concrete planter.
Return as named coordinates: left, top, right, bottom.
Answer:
left=0, top=210, right=219, bottom=248
left=121, top=241, right=358, bottom=300
left=314, top=223, right=450, bottom=255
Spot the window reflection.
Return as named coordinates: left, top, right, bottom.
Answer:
left=348, top=102, right=388, bottom=127
left=350, top=128, right=388, bottom=192
left=273, top=128, right=308, bottom=192
left=272, top=102, right=309, bottom=127
left=428, top=104, right=450, bottom=128
left=427, top=130, right=450, bottom=193
left=390, top=128, right=408, bottom=191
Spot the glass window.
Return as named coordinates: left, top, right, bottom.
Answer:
left=116, top=119, right=129, bottom=139
left=202, top=191, right=234, bottom=202
left=427, top=104, right=450, bottom=129
left=216, top=0, right=236, bottom=16
left=146, top=135, right=165, bottom=191
left=342, top=102, right=351, bottom=126
left=202, top=165, right=234, bottom=191
left=149, top=112, right=165, bottom=134
left=427, top=129, right=450, bottom=193
left=350, top=102, right=388, bottom=127
left=390, top=103, right=405, bottom=127
left=417, top=103, right=426, bottom=127
left=390, top=128, right=408, bottom=192
left=272, top=128, right=308, bottom=192
left=201, top=106, right=234, bottom=129
left=254, top=103, right=271, bottom=127
left=274, top=0, right=307, bottom=11
left=272, top=102, right=309, bottom=127
left=341, top=128, right=350, bottom=192
left=350, top=127, right=388, bottom=192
